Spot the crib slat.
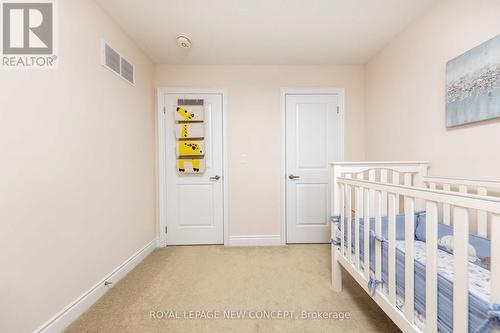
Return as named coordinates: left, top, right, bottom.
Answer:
left=425, top=201, right=438, bottom=333
left=340, top=184, right=345, bottom=256
left=429, top=182, right=436, bottom=190
left=346, top=185, right=352, bottom=263
left=357, top=173, right=364, bottom=215
left=392, top=171, right=400, bottom=214
left=443, top=184, right=451, bottom=225
left=453, top=207, right=469, bottom=333
left=381, top=169, right=388, bottom=216
left=459, top=185, right=468, bottom=193
left=364, top=188, right=370, bottom=280
left=404, top=173, right=412, bottom=186
left=477, top=187, right=488, bottom=237
left=356, top=174, right=364, bottom=269
left=404, top=197, right=415, bottom=323
left=374, top=191, right=382, bottom=295
left=491, top=214, right=500, bottom=333
left=388, top=193, right=397, bottom=306
left=355, top=185, right=361, bottom=270
left=369, top=169, right=376, bottom=217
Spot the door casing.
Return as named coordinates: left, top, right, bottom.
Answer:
left=280, top=88, right=345, bottom=245
left=157, top=87, right=229, bottom=247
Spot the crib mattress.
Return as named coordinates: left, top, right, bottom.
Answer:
left=339, top=223, right=491, bottom=333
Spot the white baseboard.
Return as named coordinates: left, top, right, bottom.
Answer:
left=228, top=235, right=282, bottom=246
left=35, top=238, right=158, bottom=333
left=156, top=237, right=166, bottom=248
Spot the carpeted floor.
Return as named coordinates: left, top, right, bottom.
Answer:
left=66, top=245, right=401, bottom=333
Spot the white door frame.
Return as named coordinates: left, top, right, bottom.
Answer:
left=280, top=88, right=345, bottom=245
left=157, top=87, right=229, bottom=247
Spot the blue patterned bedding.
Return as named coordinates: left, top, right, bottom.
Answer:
left=335, top=219, right=491, bottom=333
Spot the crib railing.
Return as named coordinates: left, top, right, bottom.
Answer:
left=330, top=162, right=500, bottom=333
left=423, top=176, right=500, bottom=237
left=331, top=161, right=429, bottom=217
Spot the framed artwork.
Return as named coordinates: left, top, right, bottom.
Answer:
left=446, top=35, right=500, bottom=127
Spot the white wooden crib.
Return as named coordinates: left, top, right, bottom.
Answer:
left=330, top=162, right=500, bottom=333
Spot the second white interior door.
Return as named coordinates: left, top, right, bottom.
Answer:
left=286, top=93, right=341, bottom=243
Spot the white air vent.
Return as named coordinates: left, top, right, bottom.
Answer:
left=101, top=40, right=135, bottom=86
left=104, top=43, right=120, bottom=75
left=120, top=57, right=134, bottom=84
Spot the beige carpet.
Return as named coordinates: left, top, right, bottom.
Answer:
left=66, top=245, right=401, bottom=333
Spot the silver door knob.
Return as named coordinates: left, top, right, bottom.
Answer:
left=288, top=174, right=300, bottom=180
left=210, top=175, right=221, bottom=181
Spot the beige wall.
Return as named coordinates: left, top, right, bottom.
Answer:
left=365, top=0, right=500, bottom=179
left=154, top=65, right=365, bottom=236
left=0, top=1, right=156, bottom=332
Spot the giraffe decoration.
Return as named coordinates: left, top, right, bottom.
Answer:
left=177, top=141, right=205, bottom=173
left=178, top=159, right=202, bottom=173
left=181, top=124, right=188, bottom=138
left=175, top=101, right=205, bottom=174
left=175, top=122, right=204, bottom=139
left=175, top=105, right=204, bottom=121
left=176, top=107, right=195, bottom=121
left=177, top=141, right=204, bottom=156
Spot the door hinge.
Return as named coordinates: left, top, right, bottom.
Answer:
left=163, top=106, right=166, bottom=114
left=165, top=226, right=168, bottom=233
left=337, top=106, right=340, bottom=114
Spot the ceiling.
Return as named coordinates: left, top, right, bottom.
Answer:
left=95, top=0, right=438, bottom=65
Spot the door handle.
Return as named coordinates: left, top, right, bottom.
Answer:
left=288, top=174, right=300, bottom=180
left=210, top=175, right=221, bottom=181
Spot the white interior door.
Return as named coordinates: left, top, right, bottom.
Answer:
left=286, top=94, right=341, bottom=243
left=165, top=93, right=224, bottom=245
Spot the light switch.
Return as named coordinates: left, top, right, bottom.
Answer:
left=239, top=154, right=248, bottom=164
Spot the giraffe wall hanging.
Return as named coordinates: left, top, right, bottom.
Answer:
left=174, top=99, right=206, bottom=174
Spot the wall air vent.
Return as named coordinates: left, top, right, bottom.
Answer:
left=101, top=40, right=135, bottom=86
left=120, top=57, right=134, bottom=84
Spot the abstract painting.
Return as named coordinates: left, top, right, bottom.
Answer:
left=446, top=35, right=500, bottom=127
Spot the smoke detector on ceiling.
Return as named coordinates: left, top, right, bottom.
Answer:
left=177, top=35, right=191, bottom=49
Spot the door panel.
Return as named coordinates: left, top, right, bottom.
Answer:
left=296, top=183, right=328, bottom=226
left=176, top=184, right=214, bottom=227
left=165, top=93, right=223, bottom=245
left=286, top=94, right=340, bottom=243
left=297, top=103, right=327, bottom=168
